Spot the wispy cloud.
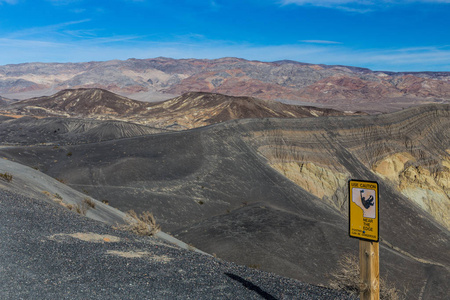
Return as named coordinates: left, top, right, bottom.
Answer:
left=281, top=0, right=450, bottom=12
left=283, top=0, right=364, bottom=5
left=0, top=0, right=19, bottom=4
left=301, top=40, right=342, bottom=44
left=6, top=19, right=91, bottom=39
left=46, top=0, right=83, bottom=5
left=82, top=35, right=145, bottom=44
left=62, top=29, right=97, bottom=38
left=353, top=46, right=450, bottom=67
left=209, top=0, right=221, bottom=11
left=1, top=35, right=449, bottom=71
left=282, top=0, right=450, bottom=5
left=0, top=38, right=66, bottom=48
left=70, top=8, right=86, bottom=13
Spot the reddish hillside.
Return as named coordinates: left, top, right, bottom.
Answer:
left=1, top=57, right=449, bottom=112
left=8, top=89, right=362, bottom=129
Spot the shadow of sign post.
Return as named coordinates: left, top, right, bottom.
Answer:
left=225, top=273, right=277, bottom=300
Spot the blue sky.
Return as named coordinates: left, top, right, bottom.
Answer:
left=0, top=0, right=449, bottom=71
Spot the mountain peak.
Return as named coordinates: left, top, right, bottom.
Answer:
left=12, top=88, right=145, bottom=117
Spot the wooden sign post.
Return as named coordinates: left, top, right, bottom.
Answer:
left=349, top=180, right=380, bottom=300
left=359, top=240, right=379, bottom=300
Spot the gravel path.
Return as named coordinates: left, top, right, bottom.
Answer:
left=0, top=188, right=356, bottom=299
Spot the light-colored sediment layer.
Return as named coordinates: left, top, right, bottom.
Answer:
left=48, top=232, right=121, bottom=243
left=373, top=151, right=450, bottom=230
left=401, top=187, right=449, bottom=229
left=270, top=161, right=350, bottom=211
left=250, top=106, right=450, bottom=229
left=372, top=152, right=415, bottom=184
left=399, top=164, right=450, bottom=230
left=107, top=250, right=172, bottom=262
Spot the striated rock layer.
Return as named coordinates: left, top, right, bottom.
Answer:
left=248, top=104, right=450, bottom=229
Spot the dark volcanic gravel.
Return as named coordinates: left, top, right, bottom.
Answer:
left=0, top=188, right=356, bottom=299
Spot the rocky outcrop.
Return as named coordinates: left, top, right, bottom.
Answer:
left=270, top=161, right=350, bottom=212
left=9, top=88, right=147, bottom=117
left=248, top=104, right=450, bottom=229
left=373, top=151, right=450, bottom=229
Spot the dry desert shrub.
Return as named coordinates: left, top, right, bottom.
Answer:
left=42, top=191, right=51, bottom=197
left=329, top=254, right=403, bottom=300
left=74, top=198, right=97, bottom=215
left=83, top=197, right=96, bottom=209
left=56, top=178, right=67, bottom=184
left=43, top=191, right=92, bottom=216
left=118, top=210, right=160, bottom=236
left=0, top=172, right=13, bottom=182
left=75, top=203, right=87, bottom=215
left=329, top=255, right=360, bottom=294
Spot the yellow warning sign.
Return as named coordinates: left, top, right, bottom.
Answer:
left=349, top=180, right=379, bottom=242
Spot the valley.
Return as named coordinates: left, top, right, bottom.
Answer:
left=0, top=93, right=448, bottom=298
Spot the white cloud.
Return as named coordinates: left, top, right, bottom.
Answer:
left=0, top=0, right=19, bottom=4
left=0, top=38, right=65, bottom=48
left=70, top=8, right=87, bottom=13
left=282, top=0, right=450, bottom=4
left=283, top=0, right=365, bottom=5
left=210, top=0, right=221, bottom=10
left=46, top=0, right=83, bottom=5
left=301, top=40, right=342, bottom=44
left=281, top=0, right=450, bottom=12
left=6, top=19, right=91, bottom=39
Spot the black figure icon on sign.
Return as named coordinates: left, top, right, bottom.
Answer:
left=360, top=190, right=374, bottom=209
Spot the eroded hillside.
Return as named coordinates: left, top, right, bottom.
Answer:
left=0, top=104, right=449, bottom=299
left=3, top=89, right=360, bottom=130
left=249, top=104, right=450, bottom=229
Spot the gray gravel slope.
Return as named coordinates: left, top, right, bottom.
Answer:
left=0, top=189, right=356, bottom=299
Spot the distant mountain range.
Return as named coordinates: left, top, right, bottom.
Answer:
left=1, top=57, right=449, bottom=112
